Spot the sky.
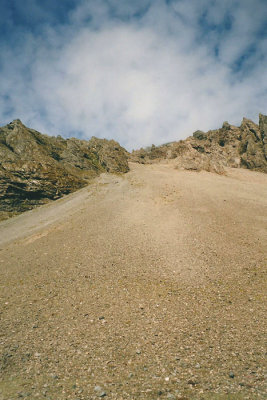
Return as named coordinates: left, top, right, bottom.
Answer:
left=0, top=0, right=266, bottom=150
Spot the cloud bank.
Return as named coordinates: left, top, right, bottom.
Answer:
left=0, top=0, right=266, bottom=150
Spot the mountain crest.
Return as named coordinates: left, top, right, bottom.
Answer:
left=0, top=121, right=129, bottom=220
left=0, top=114, right=266, bottom=221
left=130, top=114, right=267, bottom=174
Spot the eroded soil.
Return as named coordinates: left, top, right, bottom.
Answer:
left=0, top=162, right=266, bottom=399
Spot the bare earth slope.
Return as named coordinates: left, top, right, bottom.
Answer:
left=0, top=163, right=266, bottom=399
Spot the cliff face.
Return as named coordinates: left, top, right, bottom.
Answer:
left=130, top=114, right=267, bottom=174
left=0, top=119, right=129, bottom=220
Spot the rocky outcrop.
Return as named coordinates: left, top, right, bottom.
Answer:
left=1, top=114, right=266, bottom=221
left=130, top=114, right=267, bottom=174
left=0, top=119, right=129, bottom=220
left=259, top=113, right=267, bottom=161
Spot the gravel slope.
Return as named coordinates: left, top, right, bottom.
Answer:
left=0, top=162, right=266, bottom=399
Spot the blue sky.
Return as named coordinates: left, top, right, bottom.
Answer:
left=0, top=0, right=266, bottom=150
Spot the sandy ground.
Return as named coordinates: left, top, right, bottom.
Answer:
left=0, top=162, right=266, bottom=400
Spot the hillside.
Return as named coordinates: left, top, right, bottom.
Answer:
left=0, top=115, right=266, bottom=220
left=0, top=119, right=129, bottom=220
left=130, top=114, right=267, bottom=174
left=0, top=162, right=266, bottom=399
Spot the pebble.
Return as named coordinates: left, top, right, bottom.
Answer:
left=187, top=379, right=198, bottom=386
left=94, top=386, right=106, bottom=397
left=229, top=372, right=235, bottom=378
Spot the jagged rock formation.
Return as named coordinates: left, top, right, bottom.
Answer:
left=1, top=114, right=266, bottom=221
left=0, top=119, right=129, bottom=220
left=130, top=114, right=267, bottom=174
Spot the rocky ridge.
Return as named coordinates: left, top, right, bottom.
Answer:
left=1, top=114, right=266, bottom=220
left=130, top=114, right=267, bottom=174
left=0, top=119, right=129, bottom=220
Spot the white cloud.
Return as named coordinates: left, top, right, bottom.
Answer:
left=0, top=0, right=266, bottom=150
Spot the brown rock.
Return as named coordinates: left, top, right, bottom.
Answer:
left=259, top=113, right=267, bottom=159
left=129, top=114, right=267, bottom=174
left=0, top=120, right=129, bottom=220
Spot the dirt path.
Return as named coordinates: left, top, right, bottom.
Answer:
left=0, top=162, right=266, bottom=399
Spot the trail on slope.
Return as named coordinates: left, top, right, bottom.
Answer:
left=0, top=162, right=266, bottom=399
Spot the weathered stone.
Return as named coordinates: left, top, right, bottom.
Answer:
left=130, top=114, right=267, bottom=174
left=0, top=120, right=129, bottom=220
left=222, top=121, right=231, bottom=130
left=259, top=113, right=267, bottom=141
left=259, top=113, right=267, bottom=160
left=193, top=130, right=206, bottom=140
